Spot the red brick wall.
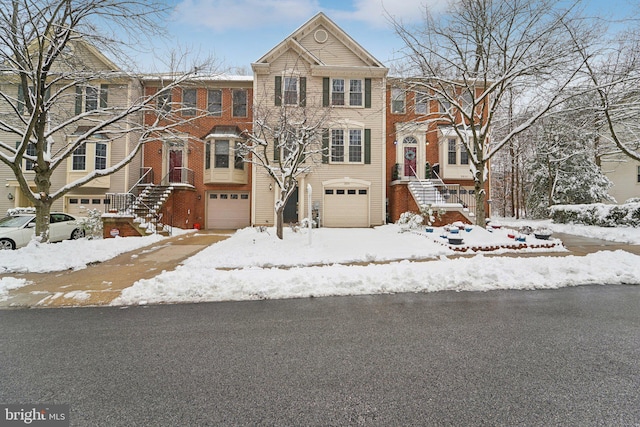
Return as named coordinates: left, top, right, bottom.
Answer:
left=102, top=216, right=142, bottom=238
left=142, top=82, right=254, bottom=230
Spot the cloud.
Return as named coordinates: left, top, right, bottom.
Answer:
left=172, top=0, right=321, bottom=32
left=329, top=0, right=450, bottom=27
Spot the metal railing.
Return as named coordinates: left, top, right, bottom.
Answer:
left=161, top=167, right=195, bottom=186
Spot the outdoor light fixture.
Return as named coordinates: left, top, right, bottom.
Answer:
left=269, top=184, right=273, bottom=191
left=7, top=193, right=14, bottom=200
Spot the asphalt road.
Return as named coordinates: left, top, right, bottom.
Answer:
left=1, top=286, right=639, bottom=426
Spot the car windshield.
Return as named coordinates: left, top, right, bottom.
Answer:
left=0, top=215, right=33, bottom=228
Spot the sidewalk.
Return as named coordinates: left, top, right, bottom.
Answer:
left=1, top=231, right=638, bottom=309
left=0, top=231, right=232, bottom=309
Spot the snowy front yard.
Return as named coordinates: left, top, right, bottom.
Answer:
left=2, top=220, right=640, bottom=305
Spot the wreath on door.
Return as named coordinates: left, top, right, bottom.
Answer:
left=404, top=150, right=416, bottom=160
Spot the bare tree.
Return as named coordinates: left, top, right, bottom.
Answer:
left=392, top=0, right=589, bottom=226
left=240, top=103, right=330, bottom=240
left=0, top=0, right=208, bottom=242
left=567, top=24, right=640, bottom=164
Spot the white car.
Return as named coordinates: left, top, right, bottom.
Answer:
left=0, top=212, right=85, bottom=250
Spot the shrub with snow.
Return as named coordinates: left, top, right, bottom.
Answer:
left=550, top=202, right=640, bottom=227
left=77, top=209, right=103, bottom=239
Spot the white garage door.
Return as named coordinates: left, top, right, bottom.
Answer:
left=206, top=192, right=250, bottom=229
left=323, top=188, right=369, bottom=227
left=66, top=196, right=106, bottom=216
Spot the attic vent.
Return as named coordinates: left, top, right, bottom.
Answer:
left=314, top=29, right=328, bottom=44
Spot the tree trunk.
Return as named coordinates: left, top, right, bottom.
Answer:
left=34, top=200, right=51, bottom=243
left=275, top=206, right=284, bottom=240
left=474, top=163, right=487, bottom=228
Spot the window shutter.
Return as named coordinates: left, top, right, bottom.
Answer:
left=100, top=84, right=108, bottom=108
left=273, top=139, right=280, bottom=161
left=323, top=77, right=329, bottom=107
left=275, top=76, right=282, bottom=106
left=322, top=129, right=329, bottom=164
left=75, top=86, right=83, bottom=115
left=364, top=129, right=371, bottom=164
left=364, top=79, right=371, bottom=108
left=17, top=85, right=24, bottom=114
left=299, top=77, right=306, bottom=107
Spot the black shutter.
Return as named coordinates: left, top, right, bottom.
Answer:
left=364, top=79, right=371, bottom=108
left=299, top=77, right=306, bottom=107
left=100, top=84, right=108, bottom=108
left=17, top=85, right=24, bottom=114
left=274, top=139, right=280, bottom=161
left=323, top=77, right=329, bottom=107
left=364, top=129, right=371, bottom=164
left=75, top=86, right=83, bottom=115
left=275, top=76, right=282, bottom=106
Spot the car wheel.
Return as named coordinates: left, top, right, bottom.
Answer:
left=0, top=238, right=16, bottom=250
left=71, top=228, right=85, bottom=240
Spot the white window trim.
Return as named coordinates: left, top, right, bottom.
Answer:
left=331, top=77, right=364, bottom=108
left=283, top=76, right=299, bottom=106
left=330, top=127, right=364, bottom=164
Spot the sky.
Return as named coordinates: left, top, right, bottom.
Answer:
left=130, top=0, right=638, bottom=74
left=2, top=218, right=640, bottom=306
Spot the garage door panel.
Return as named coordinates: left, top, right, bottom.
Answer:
left=207, top=192, right=250, bottom=229
left=323, top=188, right=369, bottom=228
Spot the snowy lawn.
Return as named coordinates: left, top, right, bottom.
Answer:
left=496, top=218, right=640, bottom=244
left=111, top=223, right=640, bottom=306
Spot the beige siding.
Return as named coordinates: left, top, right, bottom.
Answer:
left=297, top=25, right=371, bottom=68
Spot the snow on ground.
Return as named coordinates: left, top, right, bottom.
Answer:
left=1, top=220, right=638, bottom=306
left=496, top=218, right=640, bottom=244
left=111, top=223, right=639, bottom=306
left=0, top=234, right=166, bottom=274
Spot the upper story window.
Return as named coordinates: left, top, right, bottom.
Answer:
left=331, top=128, right=363, bottom=163
left=415, top=92, right=428, bottom=114
left=232, top=89, right=247, bottom=117
left=439, top=98, right=452, bottom=113
left=15, top=141, right=37, bottom=170
left=207, top=89, right=222, bottom=116
left=75, top=84, right=108, bottom=114
left=215, top=140, right=229, bottom=168
left=157, top=89, right=172, bottom=112
left=391, top=88, right=405, bottom=114
left=329, top=78, right=364, bottom=107
left=460, top=143, right=469, bottom=165
left=95, top=143, right=107, bottom=170
left=182, top=88, right=197, bottom=116
left=448, top=138, right=457, bottom=165
left=72, top=145, right=86, bottom=171
left=284, top=77, right=298, bottom=105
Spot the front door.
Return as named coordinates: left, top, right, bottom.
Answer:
left=169, top=149, right=183, bottom=183
left=404, top=146, right=417, bottom=178
left=283, top=187, right=298, bottom=223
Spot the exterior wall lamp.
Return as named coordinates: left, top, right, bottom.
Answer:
left=7, top=193, right=14, bottom=200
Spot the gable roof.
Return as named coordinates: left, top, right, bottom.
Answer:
left=252, top=12, right=386, bottom=69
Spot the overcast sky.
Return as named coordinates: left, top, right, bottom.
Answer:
left=133, top=0, right=637, bottom=74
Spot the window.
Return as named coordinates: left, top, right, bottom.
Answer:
left=207, top=89, right=222, bottom=116
left=92, top=199, right=101, bottom=204
left=460, top=143, right=469, bottom=165
left=448, top=138, right=457, bottom=165
left=74, top=84, right=107, bottom=114
left=85, top=86, right=98, bottom=112
left=331, top=129, right=345, bottom=162
left=325, top=189, right=334, bottom=195
left=439, top=98, right=452, bottom=113
left=349, top=130, right=362, bottom=162
left=331, top=129, right=363, bottom=163
left=232, top=90, right=247, bottom=117
left=25, top=143, right=36, bottom=170
left=72, top=145, right=86, bottom=170
left=349, top=80, right=363, bottom=106
left=205, top=142, right=211, bottom=169
left=332, top=79, right=345, bottom=105
left=461, top=91, right=473, bottom=113
left=158, top=90, right=171, bottom=112
left=234, top=142, right=244, bottom=170
left=215, top=140, right=229, bottom=168
left=391, top=88, right=405, bottom=113
left=182, top=88, right=197, bottom=116
left=415, top=92, right=428, bottom=114
left=284, top=77, right=298, bottom=105
left=95, top=143, right=107, bottom=170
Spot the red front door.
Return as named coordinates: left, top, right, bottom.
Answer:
left=169, top=149, right=182, bottom=183
left=404, top=146, right=417, bottom=178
